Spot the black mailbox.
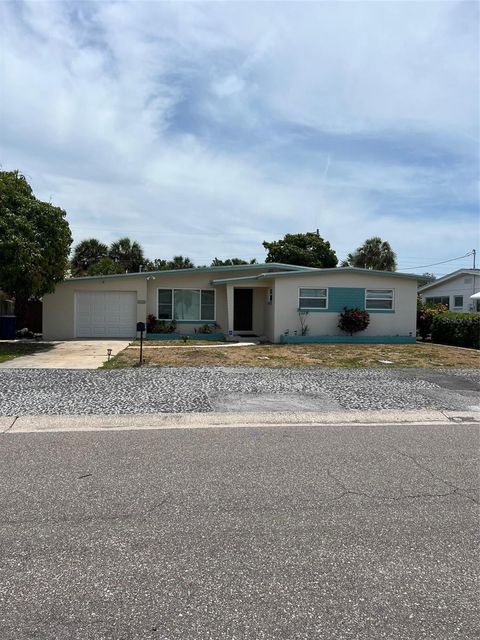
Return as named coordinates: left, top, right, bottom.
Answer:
left=136, top=322, right=146, bottom=332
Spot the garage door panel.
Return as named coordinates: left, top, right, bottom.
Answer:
left=76, top=291, right=136, bottom=338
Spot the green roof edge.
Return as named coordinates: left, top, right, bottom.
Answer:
left=61, top=262, right=311, bottom=283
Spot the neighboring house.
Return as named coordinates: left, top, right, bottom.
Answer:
left=418, top=269, right=480, bottom=313
left=43, top=263, right=420, bottom=343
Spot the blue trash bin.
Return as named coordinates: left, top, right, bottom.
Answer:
left=0, top=315, right=17, bottom=339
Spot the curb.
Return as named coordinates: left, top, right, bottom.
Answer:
left=1, top=410, right=479, bottom=434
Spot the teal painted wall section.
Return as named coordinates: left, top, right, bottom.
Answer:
left=299, top=288, right=395, bottom=313
left=280, top=335, right=416, bottom=344
left=329, top=287, right=365, bottom=311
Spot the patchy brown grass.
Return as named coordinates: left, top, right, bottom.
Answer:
left=132, top=339, right=225, bottom=346
left=102, top=342, right=479, bottom=369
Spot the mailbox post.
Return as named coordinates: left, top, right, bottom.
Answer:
left=136, top=321, right=146, bottom=366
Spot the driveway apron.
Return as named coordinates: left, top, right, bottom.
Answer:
left=0, top=340, right=130, bottom=369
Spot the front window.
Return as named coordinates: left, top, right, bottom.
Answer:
left=299, top=288, right=327, bottom=309
left=158, top=289, right=215, bottom=321
left=366, top=289, right=394, bottom=310
left=454, top=296, right=463, bottom=308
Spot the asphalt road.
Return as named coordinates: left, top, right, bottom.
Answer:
left=0, top=422, right=478, bottom=640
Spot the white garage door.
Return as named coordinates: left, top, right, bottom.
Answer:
left=75, top=291, right=137, bottom=338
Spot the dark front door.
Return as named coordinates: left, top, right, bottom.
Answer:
left=234, top=288, right=253, bottom=331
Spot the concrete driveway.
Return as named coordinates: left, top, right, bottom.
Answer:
left=0, top=340, right=130, bottom=369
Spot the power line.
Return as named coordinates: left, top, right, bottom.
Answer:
left=397, top=252, right=474, bottom=271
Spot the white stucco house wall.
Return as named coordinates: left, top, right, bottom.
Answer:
left=43, top=263, right=420, bottom=343
left=418, top=269, right=480, bottom=313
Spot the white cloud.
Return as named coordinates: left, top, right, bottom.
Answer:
left=0, top=0, right=478, bottom=275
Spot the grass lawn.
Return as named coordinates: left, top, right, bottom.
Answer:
left=0, top=342, right=55, bottom=363
left=102, top=342, right=479, bottom=369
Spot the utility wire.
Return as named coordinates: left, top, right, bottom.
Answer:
left=397, top=252, right=474, bottom=271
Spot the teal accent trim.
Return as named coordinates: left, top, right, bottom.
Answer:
left=212, top=274, right=268, bottom=284
left=329, top=287, right=365, bottom=311
left=174, top=320, right=216, bottom=324
left=299, top=287, right=365, bottom=312
left=244, top=268, right=421, bottom=281
left=280, top=335, right=416, bottom=344
left=367, top=309, right=395, bottom=314
left=147, top=332, right=225, bottom=341
left=62, top=263, right=312, bottom=283
left=62, top=264, right=421, bottom=284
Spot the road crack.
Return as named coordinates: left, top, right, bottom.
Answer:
left=392, top=448, right=479, bottom=505
left=326, top=468, right=466, bottom=503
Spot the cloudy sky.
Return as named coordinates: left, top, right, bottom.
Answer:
left=1, top=0, right=478, bottom=275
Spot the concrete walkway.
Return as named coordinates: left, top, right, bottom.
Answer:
left=0, top=340, right=130, bottom=369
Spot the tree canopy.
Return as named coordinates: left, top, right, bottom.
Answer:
left=417, top=272, right=436, bottom=287
left=211, top=258, right=257, bottom=266
left=0, top=170, right=72, bottom=322
left=262, top=232, right=337, bottom=268
left=109, top=237, right=145, bottom=273
left=341, top=236, right=397, bottom=271
left=71, top=238, right=109, bottom=276
left=166, top=255, right=194, bottom=270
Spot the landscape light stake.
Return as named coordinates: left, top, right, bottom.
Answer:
left=107, top=348, right=112, bottom=361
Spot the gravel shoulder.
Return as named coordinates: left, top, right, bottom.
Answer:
left=1, top=367, right=478, bottom=416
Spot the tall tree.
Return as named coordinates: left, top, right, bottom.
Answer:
left=167, top=255, right=195, bottom=270
left=262, top=232, right=337, bottom=268
left=109, top=237, right=145, bottom=272
left=417, top=272, right=436, bottom=287
left=342, top=236, right=397, bottom=271
left=211, top=257, right=257, bottom=266
left=0, top=170, right=72, bottom=326
left=71, top=238, right=108, bottom=276
left=87, top=257, right=124, bottom=276
left=144, top=258, right=169, bottom=272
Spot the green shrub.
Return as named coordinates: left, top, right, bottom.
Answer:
left=146, top=314, right=157, bottom=333
left=338, top=307, right=370, bottom=336
left=152, top=319, right=177, bottom=334
left=197, top=324, right=213, bottom=334
left=431, top=312, right=480, bottom=349
left=417, top=303, right=448, bottom=341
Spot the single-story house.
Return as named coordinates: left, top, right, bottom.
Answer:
left=418, top=269, right=480, bottom=313
left=43, top=263, right=420, bottom=343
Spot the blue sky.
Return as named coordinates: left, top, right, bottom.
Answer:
left=1, top=0, right=478, bottom=275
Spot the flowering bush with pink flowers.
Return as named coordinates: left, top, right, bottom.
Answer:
left=338, top=307, right=370, bottom=336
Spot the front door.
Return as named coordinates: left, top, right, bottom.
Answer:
left=234, top=288, right=253, bottom=331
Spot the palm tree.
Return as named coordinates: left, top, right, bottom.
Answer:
left=71, top=239, right=108, bottom=276
left=167, top=255, right=195, bottom=270
left=109, top=237, right=145, bottom=272
left=343, top=237, right=397, bottom=271
left=211, top=258, right=257, bottom=266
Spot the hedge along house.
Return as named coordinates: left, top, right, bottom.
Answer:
left=42, top=263, right=419, bottom=343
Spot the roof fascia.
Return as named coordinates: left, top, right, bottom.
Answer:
left=418, top=269, right=480, bottom=292
left=60, top=262, right=304, bottom=284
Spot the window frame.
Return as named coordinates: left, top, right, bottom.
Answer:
left=365, top=288, right=395, bottom=311
left=157, top=287, right=216, bottom=322
left=298, top=287, right=328, bottom=311
left=425, top=296, right=450, bottom=309
left=453, top=295, right=463, bottom=308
